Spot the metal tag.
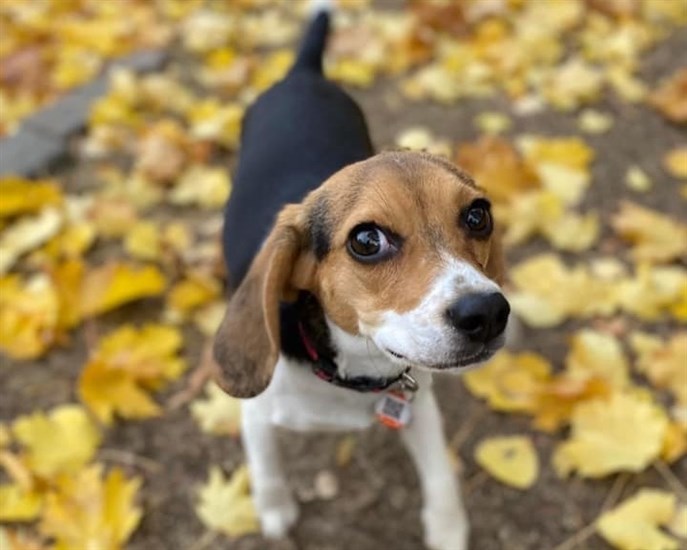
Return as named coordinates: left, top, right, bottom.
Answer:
left=375, top=391, right=412, bottom=429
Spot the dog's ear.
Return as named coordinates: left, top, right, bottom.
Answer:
left=213, top=205, right=315, bottom=397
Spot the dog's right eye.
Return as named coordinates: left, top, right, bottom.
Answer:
left=347, top=224, right=396, bottom=263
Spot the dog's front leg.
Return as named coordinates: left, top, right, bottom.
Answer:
left=241, top=399, right=299, bottom=538
left=400, top=388, right=469, bottom=550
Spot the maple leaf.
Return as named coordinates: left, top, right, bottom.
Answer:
left=663, top=146, right=687, bottom=180
left=618, top=264, right=687, bottom=321
left=517, top=135, right=594, bottom=205
left=455, top=136, right=540, bottom=204
left=190, top=382, right=241, bottom=436
left=533, top=375, right=611, bottom=433
left=79, top=324, right=186, bottom=424
left=554, top=391, right=668, bottom=478
left=79, top=262, right=166, bottom=318
left=596, top=489, right=679, bottom=550
left=509, top=254, right=617, bottom=327
left=611, top=201, right=687, bottom=262
left=631, top=331, right=687, bottom=406
left=0, top=178, right=62, bottom=219
left=40, top=465, right=142, bottom=550
left=11, top=405, right=102, bottom=479
left=169, top=166, right=231, bottom=209
left=187, top=100, right=243, bottom=148
left=463, top=351, right=552, bottom=413
left=0, top=484, right=43, bottom=521
left=0, top=274, right=60, bottom=360
left=648, top=67, right=687, bottom=123
left=0, top=208, right=63, bottom=275
left=196, top=465, right=259, bottom=538
left=565, top=330, right=629, bottom=389
left=475, top=436, right=539, bottom=489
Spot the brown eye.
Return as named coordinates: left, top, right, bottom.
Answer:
left=347, top=224, right=397, bottom=263
left=462, top=199, right=492, bottom=238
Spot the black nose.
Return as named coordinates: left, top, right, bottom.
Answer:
left=446, top=292, right=510, bottom=343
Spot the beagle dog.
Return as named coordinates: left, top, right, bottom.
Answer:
left=214, top=4, right=509, bottom=550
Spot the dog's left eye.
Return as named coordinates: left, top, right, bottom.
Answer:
left=347, top=224, right=395, bottom=262
left=462, top=199, right=492, bottom=238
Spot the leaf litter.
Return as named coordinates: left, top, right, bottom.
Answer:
left=1, top=0, right=686, bottom=548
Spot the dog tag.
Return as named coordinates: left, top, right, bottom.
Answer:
left=375, top=391, right=412, bottom=429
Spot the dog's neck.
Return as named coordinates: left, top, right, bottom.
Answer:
left=325, top=319, right=406, bottom=380
left=280, top=292, right=406, bottom=383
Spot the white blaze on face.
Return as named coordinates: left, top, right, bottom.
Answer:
left=362, top=256, right=502, bottom=368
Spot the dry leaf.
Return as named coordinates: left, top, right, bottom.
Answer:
left=169, top=166, right=231, bottom=209
left=190, top=382, right=241, bottom=436
left=166, top=271, right=222, bottom=320
left=596, top=488, right=679, bottom=550
left=80, top=262, right=166, bottom=318
left=475, top=436, right=539, bottom=489
left=0, top=208, right=63, bottom=275
left=565, top=330, right=629, bottom=389
left=625, top=166, right=652, bottom=192
left=577, top=109, right=614, bottom=134
left=40, top=465, right=142, bottom=550
left=611, top=201, right=687, bottom=262
left=0, top=484, right=43, bottom=521
left=649, top=68, right=687, bottom=123
left=554, top=392, right=668, bottom=477
left=79, top=324, right=186, bottom=424
left=663, top=146, right=687, bottom=180
left=11, top=405, right=101, bottom=479
left=456, top=136, right=540, bottom=204
left=196, top=465, right=260, bottom=538
left=631, top=331, right=687, bottom=406
left=0, top=178, right=62, bottom=219
left=463, top=351, right=552, bottom=413
left=0, top=274, right=60, bottom=359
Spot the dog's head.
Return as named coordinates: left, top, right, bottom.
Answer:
left=214, top=151, right=509, bottom=397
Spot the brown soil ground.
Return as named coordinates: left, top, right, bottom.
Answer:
left=1, top=22, right=685, bottom=550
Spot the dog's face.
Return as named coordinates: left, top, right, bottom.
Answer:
left=214, top=151, right=509, bottom=397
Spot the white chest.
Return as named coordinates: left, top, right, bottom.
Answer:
left=245, top=356, right=388, bottom=432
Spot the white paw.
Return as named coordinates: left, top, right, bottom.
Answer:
left=422, top=507, right=470, bottom=550
left=259, top=496, right=299, bottom=539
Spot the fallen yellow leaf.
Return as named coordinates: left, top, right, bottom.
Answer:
left=596, top=488, right=679, bottom=550
left=11, top=405, right=101, bottom=479
left=565, top=330, right=629, bottom=389
left=0, top=208, right=63, bottom=275
left=80, top=262, right=166, bottom=318
left=40, top=465, right=142, bottom=550
left=0, top=178, right=62, bottom=219
left=463, top=351, right=552, bottom=413
left=475, top=436, right=539, bottom=489
left=663, top=146, right=687, bottom=180
left=0, top=274, right=60, bottom=360
left=0, top=484, right=43, bottom=521
left=79, top=324, right=186, bottom=424
left=554, top=392, right=668, bottom=478
left=611, top=201, right=687, bottom=263
left=196, top=465, right=260, bottom=538
left=190, top=382, right=241, bottom=436
left=631, top=331, right=687, bottom=406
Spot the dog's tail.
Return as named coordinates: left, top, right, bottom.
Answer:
left=292, top=0, right=333, bottom=73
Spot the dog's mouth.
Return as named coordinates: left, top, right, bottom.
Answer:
left=384, top=345, right=500, bottom=371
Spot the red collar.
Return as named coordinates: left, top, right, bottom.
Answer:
left=297, top=322, right=407, bottom=393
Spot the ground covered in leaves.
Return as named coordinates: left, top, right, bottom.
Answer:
left=1, top=1, right=686, bottom=549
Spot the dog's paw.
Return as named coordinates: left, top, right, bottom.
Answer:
left=422, top=506, right=470, bottom=550
left=259, top=497, right=299, bottom=539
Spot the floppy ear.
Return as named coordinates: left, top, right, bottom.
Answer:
left=213, top=205, right=313, bottom=398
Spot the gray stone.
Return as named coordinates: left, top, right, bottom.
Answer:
left=0, top=127, right=65, bottom=177
left=115, top=49, right=169, bottom=73
left=23, top=78, right=109, bottom=138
